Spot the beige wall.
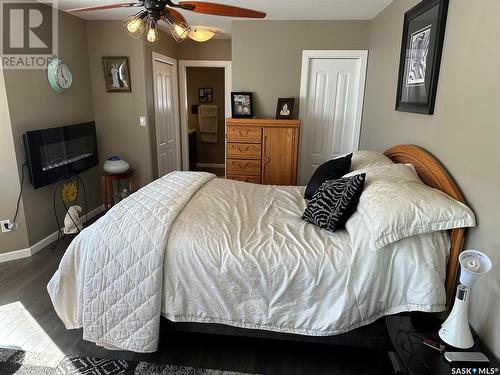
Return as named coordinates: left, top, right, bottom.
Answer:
left=186, top=67, right=225, bottom=165
left=178, top=39, right=231, bottom=61
left=3, top=9, right=99, bottom=246
left=0, top=68, right=29, bottom=254
left=361, top=0, right=500, bottom=357
left=87, top=21, right=153, bottom=188
left=231, top=20, right=371, bottom=117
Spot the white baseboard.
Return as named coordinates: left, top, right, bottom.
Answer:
left=0, top=248, right=31, bottom=263
left=196, top=163, right=225, bottom=169
left=0, top=205, right=104, bottom=263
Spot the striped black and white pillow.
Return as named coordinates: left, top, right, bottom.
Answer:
left=302, top=173, right=366, bottom=233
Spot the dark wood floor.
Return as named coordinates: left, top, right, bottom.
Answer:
left=0, top=237, right=385, bottom=374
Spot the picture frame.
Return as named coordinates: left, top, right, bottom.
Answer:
left=395, top=0, right=449, bottom=114
left=199, top=88, right=213, bottom=103
left=275, top=98, right=295, bottom=119
left=231, top=92, right=253, bottom=118
left=102, top=56, right=131, bottom=93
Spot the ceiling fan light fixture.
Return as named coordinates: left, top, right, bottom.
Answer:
left=188, top=26, right=215, bottom=42
left=123, top=10, right=148, bottom=38
left=171, top=21, right=191, bottom=42
left=144, top=17, right=159, bottom=44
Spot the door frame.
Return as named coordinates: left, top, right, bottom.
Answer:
left=152, top=52, right=182, bottom=175
left=178, top=60, right=232, bottom=171
left=298, top=50, right=368, bottom=183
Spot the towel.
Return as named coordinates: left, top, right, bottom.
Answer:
left=198, top=105, right=218, bottom=143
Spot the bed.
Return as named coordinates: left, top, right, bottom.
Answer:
left=47, top=145, right=473, bottom=353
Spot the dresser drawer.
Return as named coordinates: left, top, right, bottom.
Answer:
left=227, top=159, right=261, bottom=176
left=227, top=175, right=261, bottom=184
left=227, top=143, right=261, bottom=160
left=227, top=126, right=262, bottom=143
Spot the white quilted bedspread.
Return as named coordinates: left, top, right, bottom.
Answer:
left=47, top=171, right=215, bottom=352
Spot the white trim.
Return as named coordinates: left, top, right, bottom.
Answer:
left=152, top=52, right=182, bottom=174
left=178, top=60, right=232, bottom=172
left=196, top=163, right=225, bottom=169
left=0, top=205, right=104, bottom=263
left=298, top=50, right=368, bottom=183
left=0, top=248, right=31, bottom=263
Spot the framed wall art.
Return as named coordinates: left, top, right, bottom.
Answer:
left=199, top=88, right=213, bottom=102
left=102, top=56, right=131, bottom=93
left=395, top=0, right=449, bottom=114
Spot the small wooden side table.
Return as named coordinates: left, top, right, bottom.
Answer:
left=101, top=169, right=135, bottom=212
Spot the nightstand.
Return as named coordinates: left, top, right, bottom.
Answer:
left=101, top=169, right=135, bottom=212
left=385, top=314, right=499, bottom=375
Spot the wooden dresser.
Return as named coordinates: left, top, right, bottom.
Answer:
left=226, top=118, right=300, bottom=186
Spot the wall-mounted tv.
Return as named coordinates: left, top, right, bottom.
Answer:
left=23, top=122, right=99, bottom=189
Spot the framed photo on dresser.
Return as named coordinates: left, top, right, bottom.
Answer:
left=231, top=92, right=253, bottom=118
left=275, top=98, right=295, bottom=119
left=395, top=0, right=449, bottom=114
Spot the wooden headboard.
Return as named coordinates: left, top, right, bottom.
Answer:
left=383, top=144, right=466, bottom=308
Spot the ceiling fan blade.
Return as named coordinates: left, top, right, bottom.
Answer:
left=178, top=1, right=266, bottom=18
left=163, top=8, right=188, bottom=25
left=67, top=2, right=142, bottom=13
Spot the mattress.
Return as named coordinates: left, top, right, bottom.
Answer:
left=162, top=178, right=450, bottom=336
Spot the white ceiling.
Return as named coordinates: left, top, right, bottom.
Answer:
left=57, top=0, right=393, bottom=38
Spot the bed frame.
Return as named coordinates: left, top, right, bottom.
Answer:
left=165, top=144, right=468, bottom=348
left=383, top=144, right=466, bottom=308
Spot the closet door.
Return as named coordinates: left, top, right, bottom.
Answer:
left=298, top=51, right=368, bottom=185
left=261, top=127, right=298, bottom=186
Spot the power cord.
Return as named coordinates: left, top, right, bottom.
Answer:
left=395, top=329, right=433, bottom=375
left=4, top=161, right=27, bottom=231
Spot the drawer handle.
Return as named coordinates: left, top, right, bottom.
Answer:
left=235, top=146, right=250, bottom=152
left=238, top=129, right=250, bottom=136
left=237, top=162, right=250, bottom=169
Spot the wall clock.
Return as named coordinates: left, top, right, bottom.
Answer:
left=47, top=57, right=73, bottom=93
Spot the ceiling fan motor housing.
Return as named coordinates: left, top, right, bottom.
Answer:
left=143, top=0, right=166, bottom=20
left=144, top=0, right=166, bottom=10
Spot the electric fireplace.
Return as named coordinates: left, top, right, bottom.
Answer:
left=23, top=122, right=99, bottom=189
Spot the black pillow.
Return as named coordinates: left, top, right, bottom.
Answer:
left=304, top=154, right=352, bottom=200
left=302, top=173, right=366, bottom=233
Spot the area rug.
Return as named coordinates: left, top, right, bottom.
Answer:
left=0, top=347, right=255, bottom=375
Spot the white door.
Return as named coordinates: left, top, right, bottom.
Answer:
left=153, top=54, right=181, bottom=177
left=298, top=50, right=368, bottom=185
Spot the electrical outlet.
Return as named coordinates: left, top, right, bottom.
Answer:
left=139, top=116, right=147, bottom=127
left=1, top=220, right=16, bottom=233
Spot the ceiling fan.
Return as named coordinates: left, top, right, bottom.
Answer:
left=68, top=0, right=266, bottom=43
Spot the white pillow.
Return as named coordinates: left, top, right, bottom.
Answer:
left=344, top=164, right=476, bottom=249
left=350, top=150, right=394, bottom=171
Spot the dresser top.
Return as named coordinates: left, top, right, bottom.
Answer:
left=227, top=118, right=300, bottom=127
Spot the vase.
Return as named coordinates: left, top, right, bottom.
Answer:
left=103, top=156, right=130, bottom=174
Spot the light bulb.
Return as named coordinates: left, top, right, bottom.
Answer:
left=123, top=11, right=147, bottom=38
left=127, top=19, right=141, bottom=33
left=171, top=21, right=190, bottom=42
left=142, top=17, right=158, bottom=44
left=147, top=27, right=157, bottom=43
